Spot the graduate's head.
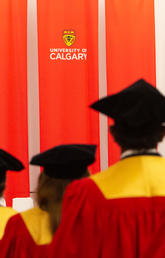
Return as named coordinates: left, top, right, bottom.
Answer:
left=109, top=123, right=165, bottom=151
left=91, top=79, right=165, bottom=152
left=30, top=144, right=97, bottom=233
left=0, top=149, right=24, bottom=197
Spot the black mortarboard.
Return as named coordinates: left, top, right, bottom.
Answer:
left=30, top=144, right=97, bottom=179
left=0, top=149, right=24, bottom=180
left=91, top=79, right=165, bottom=130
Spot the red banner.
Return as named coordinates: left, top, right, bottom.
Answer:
left=0, top=0, right=29, bottom=205
left=105, top=0, right=156, bottom=165
left=37, top=0, right=100, bottom=173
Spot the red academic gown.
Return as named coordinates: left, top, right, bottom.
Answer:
left=0, top=207, right=17, bottom=242
left=49, top=155, right=165, bottom=258
left=143, top=219, right=165, bottom=258
left=1, top=207, right=53, bottom=258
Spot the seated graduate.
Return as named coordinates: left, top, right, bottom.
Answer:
left=49, top=79, right=165, bottom=258
left=1, top=144, right=96, bottom=258
left=0, top=149, right=24, bottom=241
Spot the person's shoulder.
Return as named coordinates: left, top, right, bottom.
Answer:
left=63, top=176, right=105, bottom=209
left=90, top=165, right=117, bottom=191
left=0, top=207, right=18, bottom=240
left=5, top=211, right=23, bottom=229
left=91, top=167, right=112, bottom=181
left=65, top=176, right=100, bottom=197
left=20, top=206, right=46, bottom=217
left=0, top=206, right=17, bottom=217
left=0, top=207, right=19, bottom=230
left=20, top=207, right=52, bottom=245
left=20, top=207, right=49, bottom=230
left=90, top=156, right=165, bottom=199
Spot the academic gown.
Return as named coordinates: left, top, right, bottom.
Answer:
left=0, top=207, right=17, bottom=241
left=143, top=218, right=165, bottom=258
left=1, top=207, right=53, bottom=258
left=49, top=155, right=165, bottom=258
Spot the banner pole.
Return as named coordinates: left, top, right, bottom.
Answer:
left=27, top=0, right=40, bottom=195
left=98, top=0, right=109, bottom=170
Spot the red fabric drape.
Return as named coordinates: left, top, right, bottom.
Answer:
left=37, top=0, right=100, bottom=173
left=0, top=0, right=29, bottom=205
left=105, top=0, right=156, bottom=165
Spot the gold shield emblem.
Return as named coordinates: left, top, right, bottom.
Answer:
left=63, top=30, right=76, bottom=47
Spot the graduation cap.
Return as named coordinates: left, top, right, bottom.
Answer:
left=0, top=149, right=24, bottom=181
left=30, top=144, right=97, bottom=179
left=91, top=79, right=165, bottom=130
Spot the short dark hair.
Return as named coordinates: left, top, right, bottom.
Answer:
left=110, top=124, right=165, bottom=151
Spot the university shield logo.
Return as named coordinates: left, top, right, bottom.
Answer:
left=63, top=30, right=76, bottom=47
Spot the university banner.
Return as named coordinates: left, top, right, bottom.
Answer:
left=0, top=0, right=29, bottom=205
left=105, top=0, right=156, bottom=165
left=37, top=0, right=100, bottom=173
